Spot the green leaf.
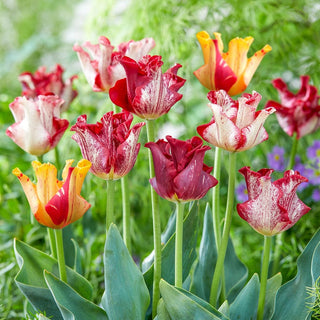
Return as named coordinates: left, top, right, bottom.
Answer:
left=272, top=228, right=320, bottom=320
left=190, top=204, right=247, bottom=303
left=101, top=224, right=150, bottom=320
left=14, top=238, right=93, bottom=319
left=70, top=239, right=82, bottom=274
left=143, top=202, right=199, bottom=318
left=44, top=271, right=108, bottom=320
left=264, top=273, right=282, bottom=320
left=159, top=279, right=230, bottom=320
left=156, top=299, right=172, bottom=320
left=229, top=273, right=260, bottom=320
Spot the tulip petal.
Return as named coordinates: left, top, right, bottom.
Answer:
left=174, top=149, right=217, bottom=201
left=145, top=141, right=176, bottom=200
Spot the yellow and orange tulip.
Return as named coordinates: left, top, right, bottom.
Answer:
left=194, top=31, right=272, bottom=96
left=13, top=159, right=91, bottom=229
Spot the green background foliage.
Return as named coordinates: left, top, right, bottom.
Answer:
left=1, top=0, right=320, bottom=318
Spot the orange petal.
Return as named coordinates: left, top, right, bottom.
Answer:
left=196, top=31, right=212, bottom=65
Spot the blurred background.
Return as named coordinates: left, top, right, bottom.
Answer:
left=1, top=0, right=320, bottom=318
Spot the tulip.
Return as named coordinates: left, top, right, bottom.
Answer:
left=18, top=64, right=77, bottom=112
left=109, top=55, right=186, bottom=120
left=236, top=166, right=310, bottom=236
left=6, top=95, right=69, bottom=156
left=70, top=111, right=145, bottom=180
left=266, top=75, right=320, bottom=139
left=194, top=31, right=272, bottom=96
left=73, top=36, right=155, bottom=93
left=145, top=135, right=218, bottom=202
left=197, top=90, right=275, bottom=152
left=12, top=159, right=91, bottom=229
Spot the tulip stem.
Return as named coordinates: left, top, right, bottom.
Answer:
left=212, top=147, right=222, bottom=249
left=146, top=119, right=161, bottom=319
left=106, top=180, right=115, bottom=230
left=209, top=151, right=237, bottom=307
left=121, top=175, right=131, bottom=253
left=272, top=133, right=298, bottom=275
left=47, top=228, right=57, bottom=259
left=175, top=201, right=185, bottom=288
left=54, top=147, right=61, bottom=172
left=54, top=228, right=67, bottom=282
left=257, top=235, right=272, bottom=320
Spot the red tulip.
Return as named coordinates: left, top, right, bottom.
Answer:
left=73, top=36, right=155, bottom=93
left=6, top=95, right=69, bottom=156
left=197, top=90, right=275, bottom=152
left=18, top=64, right=77, bottom=112
left=266, top=76, right=320, bottom=139
left=71, top=111, right=145, bottom=180
left=109, top=55, right=186, bottom=120
left=145, top=136, right=218, bottom=203
left=236, top=166, right=310, bottom=236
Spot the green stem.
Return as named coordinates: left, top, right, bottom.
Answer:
left=106, top=180, right=115, bottom=230
left=175, top=202, right=185, bottom=288
left=54, top=147, right=61, bottom=172
left=121, top=175, right=131, bottom=253
left=257, top=236, right=272, bottom=320
left=209, top=151, right=237, bottom=306
left=54, top=228, right=67, bottom=282
left=212, top=147, right=222, bottom=250
left=287, top=132, right=298, bottom=170
left=272, top=133, right=299, bottom=274
left=47, top=228, right=57, bottom=259
left=146, top=119, right=161, bottom=319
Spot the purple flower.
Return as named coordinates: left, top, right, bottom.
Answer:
left=235, top=182, right=248, bottom=202
left=312, top=189, right=320, bottom=202
left=293, top=159, right=311, bottom=190
left=267, top=146, right=286, bottom=171
left=307, top=140, right=320, bottom=163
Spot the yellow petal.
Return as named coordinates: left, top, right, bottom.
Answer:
left=62, top=159, right=74, bottom=181
left=196, top=31, right=212, bottom=65
left=213, top=32, right=224, bottom=53
left=224, top=36, right=254, bottom=77
left=32, top=161, right=60, bottom=204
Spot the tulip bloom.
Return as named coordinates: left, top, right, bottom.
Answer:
left=145, top=135, right=218, bottom=202
left=73, top=36, right=155, bottom=93
left=197, top=90, right=275, bottom=152
left=194, top=31, right=272, bottom=96
left=6, top=95, right=69, bottom=156
left=236, top=166, right=310, bottom=236
left=266, top=76, right=320, bottom=139
left=70, top=111, right=145, bottom=180
left=18, top=64, right=77, bottom=112
left=13, top=159, right=91, bottom=229
left=109, top=55, right=186, bottom=120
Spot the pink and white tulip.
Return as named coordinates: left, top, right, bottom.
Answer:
left=6, top=95, right=69, bottom=156
left=197, top=90, right=275, bottom=152
left=73, top=36, right=155, bottom=93
left=236, top=167, right=310, bottom=236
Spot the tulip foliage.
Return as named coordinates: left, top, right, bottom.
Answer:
left=5, top=29, right=320, bottom=320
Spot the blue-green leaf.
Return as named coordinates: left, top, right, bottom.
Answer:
left=229, top=273, right=260, bottom=320
left=44, top=271, right=108, bottom=320
left=160, top=279, right=230, bottom=320
left=14, top=238, right=92, bottom=319
left=272, top=228, right=320, bottom=320
left=101, top=224, right=150, bottom=320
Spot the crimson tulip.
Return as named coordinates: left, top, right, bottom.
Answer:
left=197, top=90, right=275, bottom=152
left=13, top=159, right=91, bottom=229
left=6, top=95, right=69, bottom=156
left=73, top=36, right=155, bottom=93
left=236, top=166, right=310, bottom=236
left=109, top=55, right=186, bottom=120
left=145, top=135, right=218, bottom=202
left=70, top=111, right=145, bottom=180
left=18, top=64, right=77, bottom=112
left=266, top=75, right=320, bottom=139
left=194, top=31, right=272, bottom=96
